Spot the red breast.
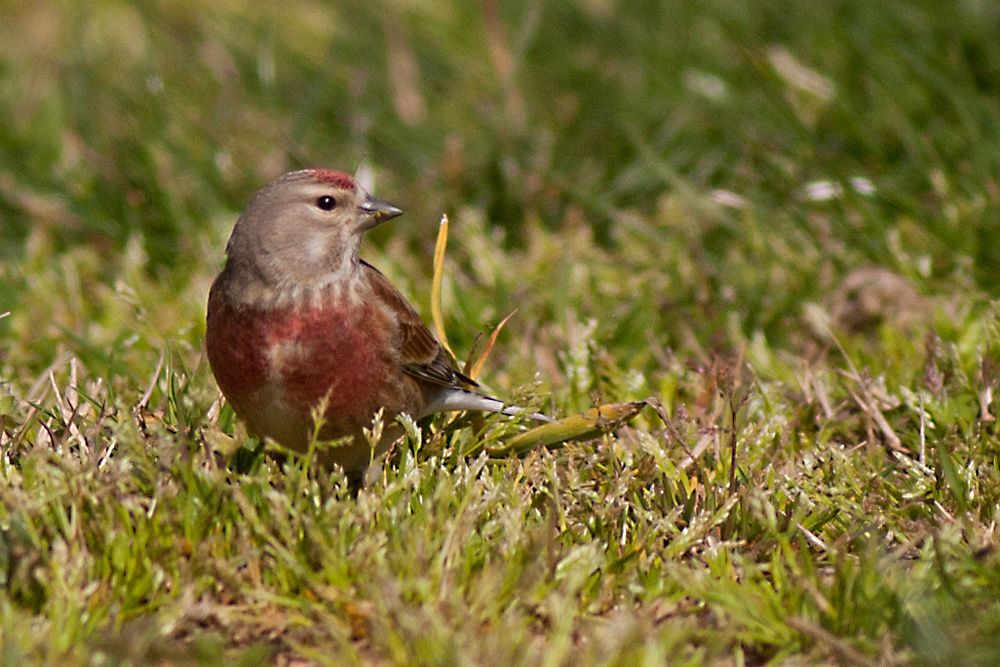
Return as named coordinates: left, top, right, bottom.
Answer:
left=205, top=283, right=422, bottom=452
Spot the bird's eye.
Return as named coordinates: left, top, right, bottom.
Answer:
left=316, top=195, right=337, bottom=211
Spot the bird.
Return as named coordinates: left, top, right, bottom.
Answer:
left=206, top=168, right=536, bottom=477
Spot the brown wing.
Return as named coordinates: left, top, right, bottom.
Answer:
left=361, top=260, right=478, bottom=389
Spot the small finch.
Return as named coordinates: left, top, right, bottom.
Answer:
left=206, top=169, right=530, bottom=476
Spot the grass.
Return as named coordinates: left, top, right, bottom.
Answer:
left=3, top=0, right=1000, bottom=664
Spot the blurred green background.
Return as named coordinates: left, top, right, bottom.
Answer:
left=4, top=0, right=999, bottom=284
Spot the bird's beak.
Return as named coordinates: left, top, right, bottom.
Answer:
left=359, top=194, right=403, bottom=230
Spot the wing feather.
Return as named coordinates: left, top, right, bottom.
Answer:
left=361, top=260, right=477, bottom=389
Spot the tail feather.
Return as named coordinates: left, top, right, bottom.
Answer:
left=421, top=387, right=552, bottom=422
left=498, top=404, right=554, bottom=423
